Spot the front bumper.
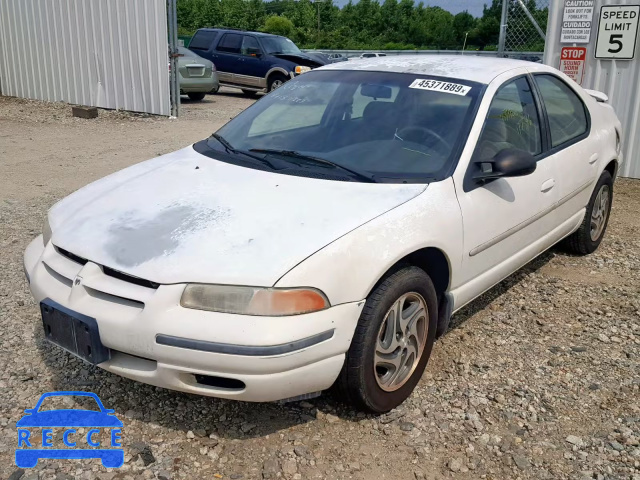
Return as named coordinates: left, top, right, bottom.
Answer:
left=24, top=237, right=363, bottom=402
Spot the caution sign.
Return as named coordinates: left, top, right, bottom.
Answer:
left=595, top=5, right=640, bottom=60
left=559, top=47, right=587, bottom=85
left=561, top=0, right=595, bottom=43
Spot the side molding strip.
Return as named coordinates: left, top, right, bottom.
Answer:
left=469, top=180, right=592, bottom=257
left=156, top=329, right=335, bottom=356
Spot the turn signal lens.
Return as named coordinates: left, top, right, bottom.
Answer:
left=294, top=65, right=311, bottom=74
left=181, top=285, right=330, bottom=316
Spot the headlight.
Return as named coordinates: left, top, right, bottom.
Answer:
left=42, top=217, right=52, bottom=246
left=180, top=284, right=330, bottom=316
left=294, top=65, right=311, bottom=74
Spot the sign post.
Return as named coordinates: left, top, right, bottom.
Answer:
left=561, top=0, right=595, bottom=43
left=559, top=46, right=587, bottom=84
left=595, top=5, right=640, bottom=60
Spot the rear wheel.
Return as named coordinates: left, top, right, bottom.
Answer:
left=267, top=73, right=288, bottom=92
left=187, top=92, right=206, bottom=101
left=562, top=170, right=613, bottom=255
left=335, top=266, right=438, bottom=413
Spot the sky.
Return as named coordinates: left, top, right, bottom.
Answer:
left=331, top=0, right=487, bottom=17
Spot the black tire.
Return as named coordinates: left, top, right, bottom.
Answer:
left=335, top=266, right=438, bottom=413
left=241, top=89, right=259, bottom=97
left=562, top=170, right=613, bottom=255
left=187, top=92, right=206, bottom=101
left=267, top=73, right=288, bottom=92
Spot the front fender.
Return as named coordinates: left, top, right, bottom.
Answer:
left=266, top=66, right=293, bottom=80
left=275, top=179, right=463, bottom=306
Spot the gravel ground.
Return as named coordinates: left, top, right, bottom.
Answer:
left=1, top=93, right=639, bottom=480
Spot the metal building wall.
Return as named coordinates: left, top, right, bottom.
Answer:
left=544, top=0, right=640, bottom=179
left=0, top=0, right=170, bottom=116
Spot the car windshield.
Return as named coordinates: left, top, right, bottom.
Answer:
left=261, top=36, right=301, bottom=55
left=202, top=70, right=482, bottom=183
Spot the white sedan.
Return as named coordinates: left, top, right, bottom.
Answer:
left=24, top=56, right=622, bottom=413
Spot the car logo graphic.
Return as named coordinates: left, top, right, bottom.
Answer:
left=74, top=276, right=82, bottom=286
left=16, top=391, right=123, bottom=468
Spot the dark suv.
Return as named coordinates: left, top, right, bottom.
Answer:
left=188, top=28, right=326, bottom=95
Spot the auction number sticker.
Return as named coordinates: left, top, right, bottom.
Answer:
left=409, top=79, right=471, bottom=96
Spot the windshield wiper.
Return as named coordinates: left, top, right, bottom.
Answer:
left=212, top=133, right=236, bottom=153
left=211, top=134, right=281, bottom=170
left=249, top=149, right=376, bottom=183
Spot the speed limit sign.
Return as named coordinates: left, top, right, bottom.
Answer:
left=595, top=5, right=640, bottom=59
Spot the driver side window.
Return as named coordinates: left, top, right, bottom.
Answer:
left=475, top=77, right=542, bottom=162
left=241, top=36, right=260, bottom=56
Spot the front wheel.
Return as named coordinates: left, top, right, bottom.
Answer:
left=267, top=73, right=288, bottom=92
left=187, top=92, right=206, bottom=101
left=335, top=266, right=438, bottom=413
left=562, top=170, right=613, bottom=255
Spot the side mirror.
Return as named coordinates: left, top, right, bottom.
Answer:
left=474, top=148, right=536, bottom=182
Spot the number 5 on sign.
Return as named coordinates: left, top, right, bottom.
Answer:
left=595, top=5, right=640, bottom=60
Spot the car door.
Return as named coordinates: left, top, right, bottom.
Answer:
left=239, top=35, right=268, bottom=88
left=452, top=73, right=559, bottom=306
left=213, top=33, right=243, bottom=84
left=188, top=30, right=218, bottom=62
left=530, top=73, right=595, bottom=225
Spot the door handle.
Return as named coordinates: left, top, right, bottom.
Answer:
left=541, top=179, right=555, bottom=192
left=589, top=153, right=598, bottom=164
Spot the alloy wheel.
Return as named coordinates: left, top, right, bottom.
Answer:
left=270, top=79, right=284, bottom=91
left=374, top=292, right=428, bottom=392
left=590, top=184, right=610, bottom=241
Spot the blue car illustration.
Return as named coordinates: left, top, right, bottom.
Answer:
left=16, top=391, right=123, bottom=468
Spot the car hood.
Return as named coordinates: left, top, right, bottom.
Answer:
left=272, top=52, right=326, bottom=67
left=16, top=410, right=123, bottom=427
left=49, top=146, right=426, bottom=285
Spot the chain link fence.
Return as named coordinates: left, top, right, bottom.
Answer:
left=501, top=0, right=550, bottom=53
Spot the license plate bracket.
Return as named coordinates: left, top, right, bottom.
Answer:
left=40, top=299, right=110, bottom=365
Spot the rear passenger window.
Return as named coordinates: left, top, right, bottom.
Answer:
left=475, top=77, right=542, bottom=162
left=217, top=34, right=242, bottom=54
left=535, top=74, right=588, bottom=148
left=189, top=31, right=217, bottom=50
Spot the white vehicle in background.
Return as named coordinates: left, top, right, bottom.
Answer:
left=359, top=52, right=387, bottom=58
left=24, top=56, right=622, bottom=413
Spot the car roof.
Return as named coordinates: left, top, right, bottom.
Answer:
left=319, top=55, right=556, bottom=84
left=196, top=28, right=281, bottom=38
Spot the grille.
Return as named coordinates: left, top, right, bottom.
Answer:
left=102, top=266, right=160, bottom=290
left=57, top=246, right=88, bottom=265
left=55, top=245, right=159, bottom=289
left=194, top=374, right=245, bottom=391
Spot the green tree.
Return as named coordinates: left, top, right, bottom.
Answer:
left=176, top=0, right=544, bottom=51
left=263, top=15, right=295, bottom=36
left=453, top=11, right=476, bottom=47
